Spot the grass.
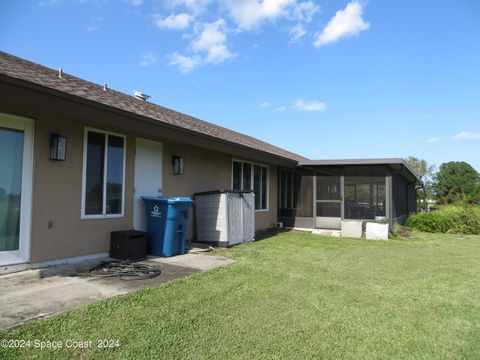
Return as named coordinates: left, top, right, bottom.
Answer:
left=2, top=231, right=480, bottom=359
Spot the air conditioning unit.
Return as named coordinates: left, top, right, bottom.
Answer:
left=110, top=230, right=148, bottom=261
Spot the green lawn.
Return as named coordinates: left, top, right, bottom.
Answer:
left=2, top=231, right=480, bottom=359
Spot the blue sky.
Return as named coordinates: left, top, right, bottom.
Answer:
left=1, top=0, right=479, bottom=170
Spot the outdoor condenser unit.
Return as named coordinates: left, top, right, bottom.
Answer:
left=110, top=230, right=148, bottom=261
left=194, top=190, right=255, bottom=247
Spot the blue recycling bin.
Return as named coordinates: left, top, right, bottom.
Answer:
left=141, top=196, right=193, bottom=257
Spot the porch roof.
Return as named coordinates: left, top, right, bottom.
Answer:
left=298, top=158, right=422, bottom=185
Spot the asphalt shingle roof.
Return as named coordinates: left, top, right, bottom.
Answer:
left=0, top=51, right=305, bottom=162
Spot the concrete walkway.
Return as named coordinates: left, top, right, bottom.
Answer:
left=0, top=254, right=235, bottom=330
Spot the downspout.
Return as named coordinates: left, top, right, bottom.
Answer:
left=398, top=164, right=425, bottom=214
left=415, top=182, right=425, bottom=212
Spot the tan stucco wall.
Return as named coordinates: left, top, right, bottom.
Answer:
left=1, top=84, right=281, bottom=263
left=30, top=117, right=135, bottom=263
left=162, top=141, right=278, bottom=238
left=29, top=117, right=278, bottom=263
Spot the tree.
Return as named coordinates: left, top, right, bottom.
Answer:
left=433, top=161, right=480, bottom=204
left=405, top=156, right=436, bottom=210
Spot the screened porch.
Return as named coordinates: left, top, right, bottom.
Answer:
left=278, top=159, right=420, bottom=230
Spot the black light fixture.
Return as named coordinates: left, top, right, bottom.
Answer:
left=50, top=133, right=67, bottom=161
left=172, top=155, right=184, bottom=175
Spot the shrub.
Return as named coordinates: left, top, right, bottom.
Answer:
left=406, top=206, right=480, bottom=234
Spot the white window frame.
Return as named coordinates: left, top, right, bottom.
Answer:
left=231, top=159, right=269, bottom=212
left=81, top=127, right=126, bottom=219
left=0, top=113, right=34, bottom=266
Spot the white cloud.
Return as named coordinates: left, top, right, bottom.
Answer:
left=192, top=19, right=227, bottom=51
left=314, top=1, right=369, bottom=48
left=453, top=131, right=480, bottom=140
left=274, top=106, right=286, bottom=112
left=191, top=19, right=234, bottom=64
left=139, top=52, right=157, bottom=66
left=168, top=52, right=202, bottom=73
left=84, top=15, right=102, bottom=32
left=159, top=1, right=321, bottom=72
left=224, top=0, right=318, bottom=31
left=289, top=24, right=307, bottom=43
left=261, top=0, right=295, bottom=17
left=259, top=101, right=271, bottom=108
left=155, top=13, right=193, bottom=30
left=428, top=137, right=440, bottom=143
left=205, top=44, right=233, bottom=64
left=129, top=0, right=142, bottom=6
left=224, top=0, right=296, bottom=30
left=165, top=18, right=234, bottom=72
left=292, top=99, right=326, bottom=111
left=290, top=1, right=319, bottom=22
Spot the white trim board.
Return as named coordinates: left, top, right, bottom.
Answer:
left=231, top=158, right=270, bottom=212
left=0, top=113, right=34, bottom=267
left=81, top=127, right=127, bottom=219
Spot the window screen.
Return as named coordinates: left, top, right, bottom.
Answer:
left=84, top=130, right=125, bottom=217
left=344, top=176, right=386, bottom=219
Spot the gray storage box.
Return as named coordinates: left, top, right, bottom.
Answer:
left=194, top=190, right=255, bottom=246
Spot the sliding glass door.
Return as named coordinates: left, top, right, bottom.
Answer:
left=0, top=114, right=33, bottom=266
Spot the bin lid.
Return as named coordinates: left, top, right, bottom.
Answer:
left=141, top=196, right=193, bottom=204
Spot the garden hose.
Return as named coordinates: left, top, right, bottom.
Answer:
left=88, top=260, right=161, bottom=281
left=186, top=242, right=215, bottom=254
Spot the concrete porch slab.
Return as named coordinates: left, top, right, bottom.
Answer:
left=0, top=254, right=235, bottom=330
left=311, top=229, right=342, bottom=237
left=148, top=253, right=235, bottom=271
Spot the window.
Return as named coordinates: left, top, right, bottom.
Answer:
left=232, top=160, right=268, bottom=211
left=82, top=128, right=125, bottom=218
left=279, top=169, right=302, bottom=209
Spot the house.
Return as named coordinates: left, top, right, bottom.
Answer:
left=0, top=52, right=420, bottom=270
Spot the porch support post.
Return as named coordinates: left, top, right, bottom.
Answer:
left=312, top=173, right=316, bottom=222
left=385, top=173, right=393, bottom=227
left=340, top=175, right=345, bottom=221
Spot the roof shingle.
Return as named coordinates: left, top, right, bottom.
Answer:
left=0, top=51, right=305, bottom=162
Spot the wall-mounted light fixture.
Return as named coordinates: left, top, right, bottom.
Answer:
left=172, top=155, right=184, bottom=175
left=50, top=133, right=67, bottom=161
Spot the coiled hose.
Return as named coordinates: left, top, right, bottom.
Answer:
left=89, top=260, right=161, bottom=281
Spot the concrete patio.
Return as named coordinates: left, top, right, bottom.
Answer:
left=0, top=254, right=235, bottom=330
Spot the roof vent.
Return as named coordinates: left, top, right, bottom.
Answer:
left=134, top=91, right=150, bottom=101
left=58, top=68, right=63, bottom=78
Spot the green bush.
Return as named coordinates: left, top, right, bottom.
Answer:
left=406, top=206, right=480, bottom=234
